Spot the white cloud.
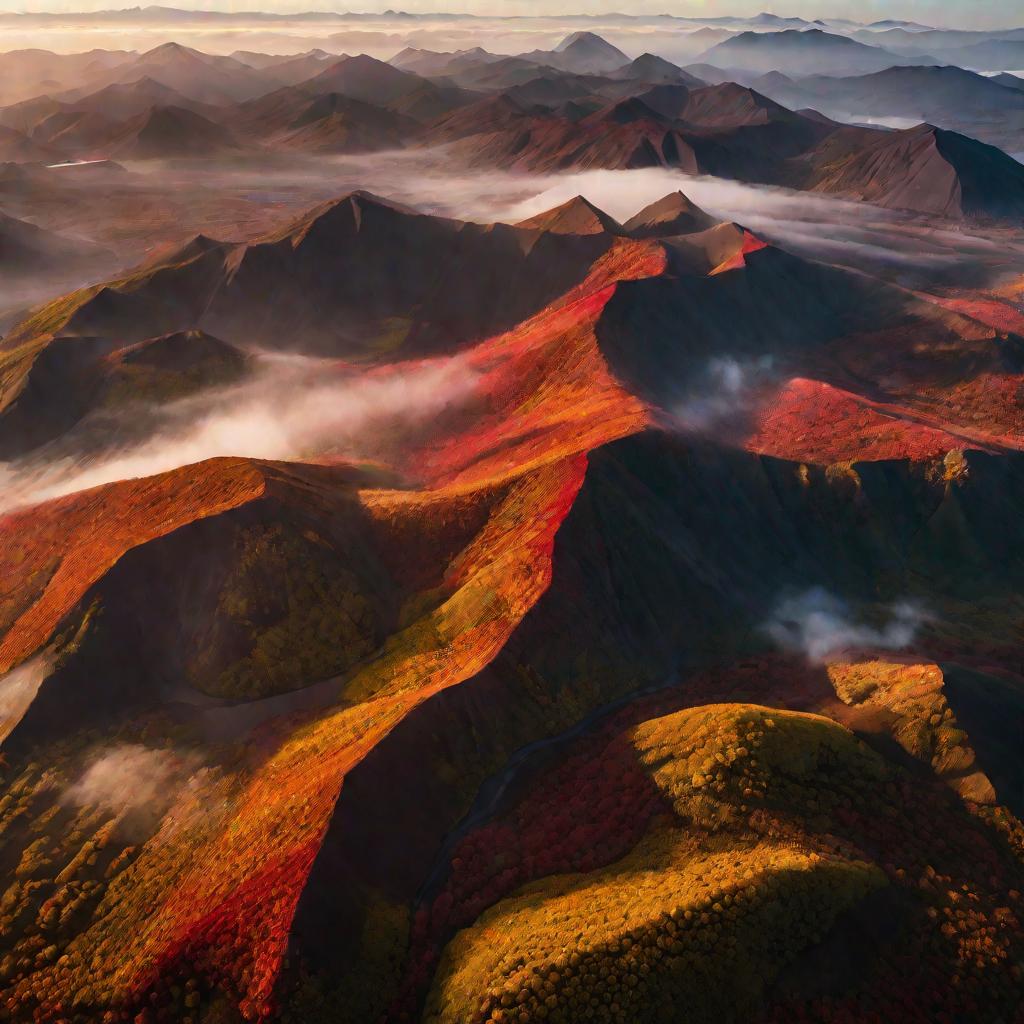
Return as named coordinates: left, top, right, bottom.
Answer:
left=0, top=653, right=53, bottom=745
left=763, top=587, right=927, bottom=662
left=63, top=743, right=202, bottom=818
left=0, top=351, right=479, bottom=510
left=670, top=355, right=775, bottom=435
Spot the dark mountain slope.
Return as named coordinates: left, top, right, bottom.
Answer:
left=516, top=195, right=624, bottom=235
left=103, top=104, right=244, bottom=159
left=235, top=89, right=417, bottom=152
left=609, top=53, right=704, bottom=86
left=200, top=192, right=617, bottom=354
left=299, top=54, right=429, bottom=105
left=1, top=191, right=620, bottom=368
left=64, top=76, right=225, bottom=122
left=61, top=41, right=274, bottom=106
left=519, top=32, right=630, bottom=75
left=994, top=72, right=1024, bottom=93
left=677, top=81, right=803, bottom=128
left=754, top=64, right=1024, bottom=151
left=806, top=123, right=1024, bottom=219
left=0, top=208, right=109, bottom=271
left=0, top=329, right=247, bottom=457
left=293, top=430, right=1024, bottom=1024
left=623, top=190, right=717, bottom=237
left=699, top=28, right=930, bottom=75
left=0, top=124, right=58, bottom=162
left=424, top=82, right=1024, bottom=221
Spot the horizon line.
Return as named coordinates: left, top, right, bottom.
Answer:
left=0, top=5, right=1008, bottom=32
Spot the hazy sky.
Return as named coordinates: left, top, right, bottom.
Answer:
left=0, top=1, right=1019, bottom=29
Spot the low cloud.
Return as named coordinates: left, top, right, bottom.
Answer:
left=0, top=351, right=479, bottom=510
left=670, top=355, right=775, bottom=436
left=0, top=156, right=1013, bottom=511
left=495, top=167, right=884, bottom=228
left=148, top=155, right=1003, bottom=277
left=0, top=653, right=52, bottom=745
left=488, top=167, right=1004, bottom=279
left=63, top=743, right=202, bottom=820
left=102, top=155, right=1011, bottom=295
left=763, top=587, right=928, bottom=662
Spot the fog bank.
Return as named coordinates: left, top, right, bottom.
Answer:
left=0, top=351, right=478, bottom=511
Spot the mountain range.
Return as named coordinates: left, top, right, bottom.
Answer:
left=2, top=178, right=1024, bottom=1022
left=0, top=37, right=1021, bottom=222
left=1, top=13, right=1024, bottom=1024
left=750, top=64, right=1024, bottom=152
left=427, top=79, right=1024, bottom=220
left=696, top=27, right=940, bottom=75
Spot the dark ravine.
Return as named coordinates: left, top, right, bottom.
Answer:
left=412, top=674, right=682, bottom=906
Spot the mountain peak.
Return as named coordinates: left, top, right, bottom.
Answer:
left=623, top=191, right=717, bottom=238
left=755, top=70, right=794, bottom=86
left=140, top=40, right=203, bottom=62
left=343, top=187, right=417, bottom=211
left=341, top=52, right=388, bottom=68
left=256, top=188, right=420, bottom=247
left=612, top=52, right=701, bottom=85
left=630, top=53, right=679, bottom=70
left=722, top=27, right=861, bottom=47
left=551, top=31, right=630, bottom=70
left=114, top=103, right=239, bottom=158
left=515, top=195, right=623, bottom=236
left=316, top=189, right=416, bottom=220
left=344, top=187, right=428, bottom=215
left=813, top=120, right=1024, bottom=220
left=555, top=31, right=617, bottom=54
left=146, top=40, right=188, bottom=53
left=587, top=95, right=665, bottom=126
